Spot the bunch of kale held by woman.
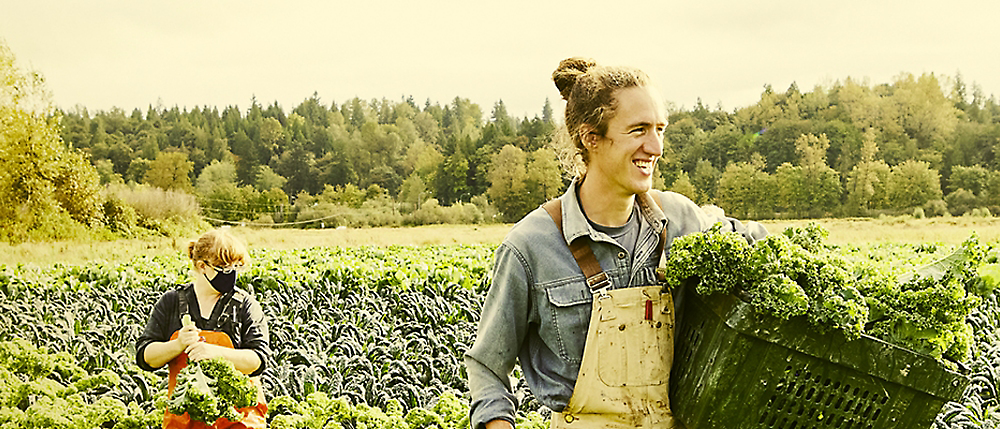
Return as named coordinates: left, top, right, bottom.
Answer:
left=167, top=356, right=256, bottom=424
left=662, top=223, right=1000, bottom=366
left=166, top=317, right=257, bottom=425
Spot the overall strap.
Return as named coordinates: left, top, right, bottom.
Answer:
left=216, top=291, right=241, bottom=340
left=647, top=193, right=670, bottom=283
left=544, top=193, right=670, bottom=291
left=650, top=194, right=668, bottom=257
left=542, top=200, right=611, bottom=293
left=177, top=284, right=192, bottom=322
left=177, top=284, right=239, bottom=333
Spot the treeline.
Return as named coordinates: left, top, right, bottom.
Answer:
left=64, top=72, right=1000, bottom=229
left=8, top=34, right=1000, bottom=243
left=60, top=94, right=564, bottom=226
left=660, top=74, right=1000, bottom=218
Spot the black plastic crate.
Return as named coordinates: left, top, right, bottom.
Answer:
left=670, top=290, right=969, bottom=429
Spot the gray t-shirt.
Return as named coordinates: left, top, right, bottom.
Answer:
left=587, top=203, right=641, bottom=271
left=578, top=189, right=642, bottom=274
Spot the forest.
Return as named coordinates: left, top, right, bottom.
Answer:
left=59, top=94, right=563, bottom=227
left=63, top=74, right=1000, bottom=224
left=4, top=38, right=1000, bottom=242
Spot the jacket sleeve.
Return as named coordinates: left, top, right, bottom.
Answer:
left=464, top=242, right=530, bottom=429
left=656, top=191, right=768, bottom=244
left=238, top=294, right=270, bottom=377
left=701, top=204, right=768, bottom=244
left=135, top=290, right=178, bottom=372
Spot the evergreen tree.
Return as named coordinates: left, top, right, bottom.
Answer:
left=542, top=98, right=554, bottom=124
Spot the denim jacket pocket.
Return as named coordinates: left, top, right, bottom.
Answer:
left=543, top=280, right=593, bottom=364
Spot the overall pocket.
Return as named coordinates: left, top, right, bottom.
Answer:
left=595, top=286, right=672, bottom=387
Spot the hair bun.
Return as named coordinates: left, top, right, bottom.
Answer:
left=552, top=57, right=597, bottom=101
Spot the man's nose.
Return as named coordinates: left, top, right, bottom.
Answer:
left=644, top=133, right=663, bottom=157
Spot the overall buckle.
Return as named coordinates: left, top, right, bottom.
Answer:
left=588, top=272, right=612, bottom=296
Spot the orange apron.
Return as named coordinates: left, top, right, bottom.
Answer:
left=164, top=330, right=267, bottom=429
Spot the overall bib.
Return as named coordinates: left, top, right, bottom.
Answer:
left=163, top=295, right=268, bottom=429
left=544, top=198, right=681, bottom=429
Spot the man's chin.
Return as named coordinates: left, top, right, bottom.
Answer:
left=632, top=180, right=653, bottom=194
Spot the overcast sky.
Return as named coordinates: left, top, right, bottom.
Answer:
left=2, top=0, right=998, bottom=120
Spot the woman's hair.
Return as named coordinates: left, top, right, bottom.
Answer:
left=552, top=57, right=651, bottom=173
left=187, top=228, right=249, bottom=268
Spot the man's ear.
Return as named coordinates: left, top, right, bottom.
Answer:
left=581, top=126, right=600, bottom=148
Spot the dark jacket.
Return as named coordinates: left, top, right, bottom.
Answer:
left=135, top=284, right=270, bottom=377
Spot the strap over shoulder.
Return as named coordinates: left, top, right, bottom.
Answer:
left=176, top=284, right=192, bottom=324
left=176, top=283, right=243, bottom=332
left=542, top=199, right=610, bottom=293
left=646, top=191, right=668, bottom=257
left=543, top=193, right=670, bottom=292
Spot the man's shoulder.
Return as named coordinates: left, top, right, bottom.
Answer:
left=648, top=190, right=702, bottom=217
left=503, top=206, right=559, bottom=248
left=648, top=189, right=697, bottom=207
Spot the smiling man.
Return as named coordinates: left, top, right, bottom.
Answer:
left=464, top=57, right=766, bottom=429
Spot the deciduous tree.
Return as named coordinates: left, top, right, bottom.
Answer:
left=0, top=41, right=104, bottom=241
left=668, top=171, right=698, bottom=202
left=525, top=147, right=563, bottom=208
left=196, top=159, right=237, bottom=196
left=846, top=130, right=891, bottom=212
left=887, top=160, right=942, bottom=210
left=144, top=151, right=194, bottom=192
left=487, top=145, right=530, bottom=222
left=716, top=156, right=774, bottom=219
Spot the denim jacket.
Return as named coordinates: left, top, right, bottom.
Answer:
left=464, top=181, right=766, bottom=428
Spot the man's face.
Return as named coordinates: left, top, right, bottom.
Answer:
left=587, top=85, right=666, bottom=198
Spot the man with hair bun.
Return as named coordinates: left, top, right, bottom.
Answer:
left=465, top=58, right=766, bottom=428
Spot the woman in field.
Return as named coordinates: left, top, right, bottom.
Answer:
left=136, top=228, right=270, bottom=428
left=464, top=57, right=765, bottom=428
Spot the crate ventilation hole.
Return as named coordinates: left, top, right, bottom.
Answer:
left=758, top=365, right=889, bottom=429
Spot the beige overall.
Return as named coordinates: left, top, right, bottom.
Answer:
left=550, top=285, right=679, bottom=428
left=542, top=195, right=681, bottom=429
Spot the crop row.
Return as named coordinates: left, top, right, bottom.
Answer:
left=0, top=246, right=503, bottom=422
left=0, top=241, right=999, bottom=428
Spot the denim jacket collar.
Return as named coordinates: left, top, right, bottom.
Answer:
left=558, top=177, right=668, bottom=246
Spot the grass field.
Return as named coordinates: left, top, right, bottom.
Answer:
left=2, top=215, right=999, bottom=266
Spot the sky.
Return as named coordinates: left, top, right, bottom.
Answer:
left=1, top=0, right=999, bottom=120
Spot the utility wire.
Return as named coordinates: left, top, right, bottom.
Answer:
left=198, top=196, right=292, bottom=209
left=201, top=206, right=288, bottom=216
left=200, top=214, right=341, bottom=227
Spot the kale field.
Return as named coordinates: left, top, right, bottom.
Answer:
left=1, top=233, right=999, bottom=428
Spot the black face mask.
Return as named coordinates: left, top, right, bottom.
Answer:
left=205, top=269, right=237, bottom=294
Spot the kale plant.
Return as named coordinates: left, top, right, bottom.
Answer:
left=167, top=357, right=256, bottom=425
left=664, top=223, right=997, bottom=362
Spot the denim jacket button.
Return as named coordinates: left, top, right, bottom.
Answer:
left=617, top=251, right=626, bottom=260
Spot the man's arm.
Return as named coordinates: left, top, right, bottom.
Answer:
left=465, top=242, right=532, bottom=429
